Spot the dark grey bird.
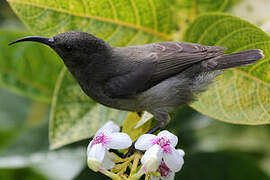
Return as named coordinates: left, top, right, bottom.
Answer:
left=9, top=31, right=264, bottom=131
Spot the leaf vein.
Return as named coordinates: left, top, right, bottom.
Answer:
left=148, top=0, right=158, bottom=31
left=233, top=71, right=251, bottom=122
left=215, top=80, right=232, bottom=119
left=108, top=0, right=118, bottom=19
left=232, top=69, right=270, bottom=87
left=248, top=57, right=269, bottom=74
left=129, top=0, right=140, bottom=25
left=215, top=27, right=268, bottom=47
left=256, top=83, right=270, bottom=120
left=8, top=0, right=171, bottom=40
left=0, top=67, right=51, bottom=94
left=126, top=30, right=141, bottom=46
left=105, top=25, right=121, bottom=42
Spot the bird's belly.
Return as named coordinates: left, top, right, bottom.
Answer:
left=99, top=98, right=143, bottom=112
left=83, top=85, right=144, bottom=112
left=93, top=95, right=144, bottom=112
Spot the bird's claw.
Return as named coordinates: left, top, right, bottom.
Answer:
left=124, top=126, right=161, bottom=158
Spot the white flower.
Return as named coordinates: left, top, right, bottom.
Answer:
left=135, top=130, right=184, bottom=173
left=87, top=121, right=132, bottom=171
left=151, top=150, right=185, bottom=180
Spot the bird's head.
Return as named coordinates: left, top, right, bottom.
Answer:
left=9, top=31, right=111, bottom=69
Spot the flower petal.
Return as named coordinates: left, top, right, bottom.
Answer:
left=106, top=132, right=132, bottom=149
left=96, top=121, right=120, bottom=136
left=157, top=130, right=178, bottom=147
left=135, top=134, right=157, bottom=150
left=163, top=147, right=184, bottom=172
left=87, top=143, right=105, bottom=171
left=162, top=172, right=175, bottom=180
left=141, top=144, right=162, bottom=172
left=176, top=149, right=185, bottom=157
left=107, top=121, right=120, bottom=133
left=102, top=150, right=115, bottom=170
left=87, top=140, right=93, bottom=153
left=87, top=143, right=105, bottom=163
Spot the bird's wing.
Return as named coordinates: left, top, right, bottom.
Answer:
left=104, top=42, right=226, bottom=98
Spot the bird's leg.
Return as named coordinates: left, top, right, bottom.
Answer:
left=136, top=111, right=143, bottom=117
left=145, top=126, right=160, bottom=134
left=124, top=110, right=170, bottom=157
left=124, top=141, right=143, bottom=158
left=144, top=109, right=170, bottom=134
left=140, top=109, right=170, bottom=142
left=124, top=127, right=159, bottom=157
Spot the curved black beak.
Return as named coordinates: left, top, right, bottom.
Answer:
left=8, top=36, right=54, bottom=46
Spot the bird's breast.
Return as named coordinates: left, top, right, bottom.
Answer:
left=78, top=80, right=143, bottom=112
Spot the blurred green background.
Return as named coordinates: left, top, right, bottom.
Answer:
left=0, top=0, right=270, bottom=179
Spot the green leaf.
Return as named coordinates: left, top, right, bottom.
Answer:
left=0, top=168, right=48, bottom=180
left=0, top=89, right=85, bottom=180
left=0, top=87, right=31, bottom=149
left=7, top=0, right=174, bottom=44
left=0, top=107, right=85, bottom=180
left=49, top=68, right=128, bottom=149
left=184, top=13, right=270, bottom=125
left=172, top=0, right=237, bottom=34
left=0, top=30, right=62, bottom=103
left=8, top=0, right=175, bottom=148
left=122, top=112, right=153, bottom=141
left=175, top=0, right=229, bottom=14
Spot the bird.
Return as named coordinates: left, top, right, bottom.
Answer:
left=9, top=31, right=264, bottom=132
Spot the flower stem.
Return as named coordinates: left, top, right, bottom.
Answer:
left=131, top=152, right=141, bottom=175
left=117, top=156, right=134, bottom=175
left=99, top=168, right=122, bottom=180
left=134, top=167, right=144, bottom=180
left=145, top=173, right=151, bottom=180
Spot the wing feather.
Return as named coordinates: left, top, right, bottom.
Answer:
left=104, top=42, right=226, bottom=98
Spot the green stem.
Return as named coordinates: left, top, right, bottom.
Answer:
left=117, top=156, right=134, bottom=175
left=99, top=168, right=122, bottom=180
left=145, top=173, right=151, bottom=180
left=131, top=153, right=141, bottom=175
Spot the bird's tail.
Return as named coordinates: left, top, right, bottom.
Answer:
left=202, top=49, right=264, bottom=71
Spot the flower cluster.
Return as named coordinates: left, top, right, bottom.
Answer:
left=135, top=131, right=185, bottom=179
left=87, top=121, right=132, bottom=171
left=86, top=121, right=185, bottom=180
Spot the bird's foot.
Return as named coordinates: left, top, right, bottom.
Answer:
left=145, top=126, right=160, bottom=134
left=124, top=125, right=161, bottom=158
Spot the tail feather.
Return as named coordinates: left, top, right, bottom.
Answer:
left=203, top=49, right=264, bottom=71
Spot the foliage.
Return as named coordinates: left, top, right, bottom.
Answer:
left=0, top=88, right=86, bottom=180
left=184, top=13, right=270, bottom=124
left=7, top=0, right=174, bottom=42
left=173, top=0, right=229, bottom=27
left=0, top=30, right=62, bottom=103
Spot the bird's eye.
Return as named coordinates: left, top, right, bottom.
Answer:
left=65, top=45, right=72, bottom=52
